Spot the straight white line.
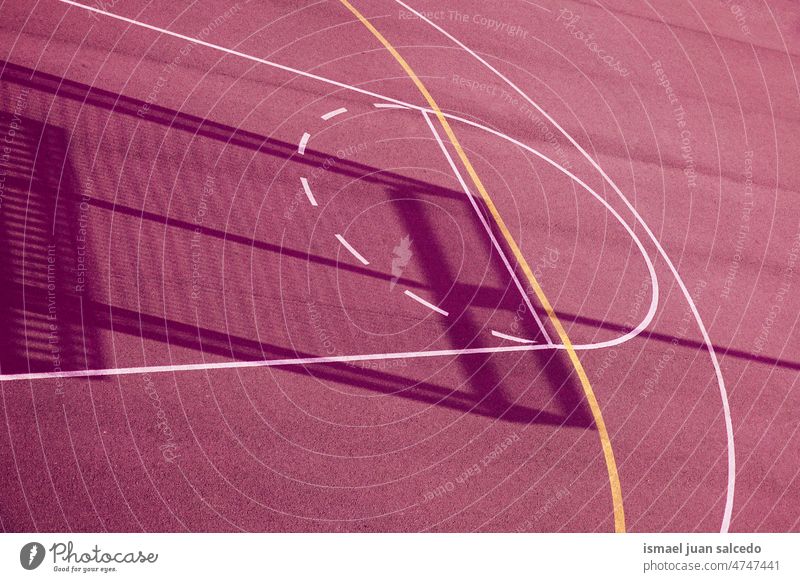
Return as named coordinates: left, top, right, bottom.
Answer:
left=321, top=107, right=347, bottom=120
left=54, top=5, right=659, bottom=341
left=298, top=132, right=311, bottom=155
left=373, top=103, right=407, bottom=109
left=59, top=0, right=658, bottom=351
left=404, top=290, right=448, bottom=316
left=335, top=233, right=369, bottom=265
left=421, top=110, right=553, bottom=345
left=422, top=119, right=658, bottom=350
left=300, top=177, right=318, bottom=206
left=0, top=343, right=554, bottom=382
left=396, top=0, right=734, bottom=533
left=492, top=330, right=536, bottom=344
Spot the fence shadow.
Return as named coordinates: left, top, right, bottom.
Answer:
left=0, top=111, right=103, bottom=376
left=0, top=59, right=612, bottom=428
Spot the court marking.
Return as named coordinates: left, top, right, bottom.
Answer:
left=337, top=0, right=625, bottom=532
left=393, top=0, right=733, bottom=534
left=298, top=132, right=311, bottom=154
left=492, top=330, right=536, bottom=344
left=421, top=110, right=553, bottom=345
left=403, top=290, right=449, bottom=316
left=335, top=233, right=370, bottom=265
left=0, top=344, right=557, bottom=382
left=373, top=103, right=407, bottom=109
left=52, top=0, right=734, bottom=533
left=321, top=107, right=347, bottom=120
left=55, top=0, right=659, bottom=353
left=300, top=177, right=318, bottom=206
left=49, top=0, right=670, bottom=530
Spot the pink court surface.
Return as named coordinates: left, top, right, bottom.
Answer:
left=0, top=0, right=799, bottom=532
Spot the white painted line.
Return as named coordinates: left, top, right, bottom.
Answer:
left=0, top=343, right=557, bottom=382
left=335, top=233, right=369, bottom=265
left=56, top=0, right=658, bottom=350
left=400, top=0, right=734, bottom=534
left=404, top=290, right=448, bottom=316
left=300, top=177, right=318, bottom=206
left=373, top=103, right=408, bottom=109
left=298, top=132, right=311, bottom=155
left=492, top=330, right=536, bottom=344
left=58, top=0, right=421, bottom=111
left=420, top=117, right=658, bottom=351
left=50, top=0, right=677, bottom=485
left=422, top=110, right=554, bottom=345
left=321, top=107, right=347, bottom=120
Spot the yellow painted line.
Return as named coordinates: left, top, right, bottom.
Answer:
left=339, top=0, right=625, bottom=532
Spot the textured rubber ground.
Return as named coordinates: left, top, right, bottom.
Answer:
left=0, top=0, right=798, bottom=532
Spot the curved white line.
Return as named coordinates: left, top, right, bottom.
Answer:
left=335, top=233, right=370, bottom=265
left=422, top=110, right=554, bottom=345
left=421, top=109, right=657, bottom=351
left=321, top=107, right=347, bottom=120
left=404, top=290, right=449, bottom=316
left=300, top=177, right=318, bottom=206
left=393, top=0, right=734, bottom=532
left=298, top=132, right=311, bottom=155
left=492, top=330, right=536, bottom=344
left=55, top=2, right=658, bottom=351
left=60, top=0, right=731, bottom=528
